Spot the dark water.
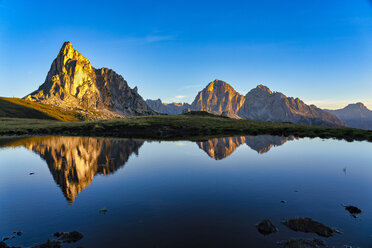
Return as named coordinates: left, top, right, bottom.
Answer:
left=0, top=136, right=371, bottom=247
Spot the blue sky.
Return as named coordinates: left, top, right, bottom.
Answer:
left=0, top=0, right=371, bottom=109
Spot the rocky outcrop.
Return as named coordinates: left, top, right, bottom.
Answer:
left=191, top=79, right=245, bottom=118
left=237, top=85, right=345, bottom=126
left=25, top=41, right=155, bottom=119
left=11, top=136, right=143, bottom=202
left=146, top=99, right=191, bottom=115
left=325, top=103, right=372, bottom=130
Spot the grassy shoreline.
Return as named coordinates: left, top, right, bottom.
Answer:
left=1, top=113, right=372, bottom=142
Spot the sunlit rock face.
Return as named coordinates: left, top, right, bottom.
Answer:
left=245, top=135, right=295, bottom=154
left=146, top=99, right=191, bottom=115
left=237, top=85, right=345, bottom=127
left=191, top=80, right=245, bottom=118
left=25, top=41, right=155, bottom=119
left=197, top=137, right=246, bottom=160
left=325, top=103, right=372, bottom=130
left=10, top=136, right=143, bottom=202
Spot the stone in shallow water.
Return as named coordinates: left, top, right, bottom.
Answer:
left=282, top=218, right=334, bottom=237
left=277, top=238, right=325, bottom=248
left=0, top=242, right=20, bottom=248
left=257, top=219, right=278, bottom=235
left=32, top=240, right=61, bottom=248
left=53, top=231, right=83, bottom=243
left=344, top=205, right=362, bottom=218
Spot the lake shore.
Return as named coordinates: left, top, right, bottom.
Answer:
left=1, top=112, right=371, bottom=142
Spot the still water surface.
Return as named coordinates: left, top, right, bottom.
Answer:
left=0, top=136, right=371, bottom=247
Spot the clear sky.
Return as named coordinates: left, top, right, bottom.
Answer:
left=0, top=0, right=371, bottom=109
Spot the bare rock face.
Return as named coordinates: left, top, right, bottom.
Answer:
left=25, top=41, right=155, bottom=118
left=191, top=79, right=245, bottom=118
left=237, top=85, right=345, bottom=127
left=325, top=103, right=372, bottom=130
left=146, top=99, right=191, bottom=115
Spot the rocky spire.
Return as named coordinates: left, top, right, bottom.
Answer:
left=24, top=41, right=155, bottom=118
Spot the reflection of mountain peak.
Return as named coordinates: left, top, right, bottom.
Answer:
left=197, top=137, right=246, bottom=160
left=197, top=135, right=295, bottom=159
left=245, top=135, right=295, bottom=154
left=7, top=136, right=143, bottom=202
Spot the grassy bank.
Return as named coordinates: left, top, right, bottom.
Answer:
left=0, top=112, right=371, bottom=142
left=0, top=97, right=80, bottom=121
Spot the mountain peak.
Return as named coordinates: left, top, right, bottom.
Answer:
left=345, top=102, right=367, bottom=110
left=256, top=84, right=272, bottom=94
left=59, top=41, right=75, bottom=56
left=25, top=41, right=155, bottom=118
left=206, top=79, right=235, bottom=92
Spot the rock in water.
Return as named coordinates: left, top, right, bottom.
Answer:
left=257, top=219, right=278, bottom=235
left=25, top=41, right=155, bottom=119
left=237, top=85, right=345, bottom=126
left=32, top=240, right=61, bottom=248
left=277, top=238, right=325, bottom=248
left=53, top=231, right=83, bottom=243
left=344, top=205, right=362, bottom=218
left=282, top=217, right=334, bottom=237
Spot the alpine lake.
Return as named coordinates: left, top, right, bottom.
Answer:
left=0, top=135, right=371, bottom=247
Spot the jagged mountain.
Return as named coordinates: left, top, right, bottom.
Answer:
left=146, top=99, right=191, bottom=115
left=237, top=85, right=345, bottom=126
left=147, top=80, right=344, bottom=127
left=191, top=79, right=245, bottom=118
left=25, top=41, right=155, bottom=119
left=325, top=103, right=372, bottom=130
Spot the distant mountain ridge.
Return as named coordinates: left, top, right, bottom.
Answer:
left=25, top=41, right=155, bottom=119
left=237, top=84, right=345, bottom=126
left=148, top=79, right=345, bottom=127
left=146, top=99, right=191, bottom=115
left=325, top=103, right=372, bottom=130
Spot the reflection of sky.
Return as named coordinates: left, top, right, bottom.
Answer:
left=0, top=137, right=372, bottom=247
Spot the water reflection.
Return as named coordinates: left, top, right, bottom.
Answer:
left=1, top=137, right=143, bottom=202
left=0, top=135, right=294, bottom=201
left=197, top=135, right=296, bottom=160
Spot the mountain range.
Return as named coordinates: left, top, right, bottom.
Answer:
left=20, top=41, right=371, bottom=129
left=148, top=79, right=345, bottom=127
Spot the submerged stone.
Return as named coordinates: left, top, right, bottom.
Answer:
left=257, top=219, right=278, bottom=235
left=32, top=240, right=61, bottom=248
left=277, top=238, right=325, bottom=248
left=282, top=218, right=334, bottom=237
left=53, top=231, right=83, bottom=243
left=344, top=205, right=362, bottom=217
